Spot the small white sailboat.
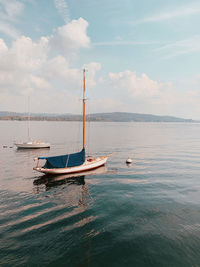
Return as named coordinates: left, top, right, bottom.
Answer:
left=33, top=69, right=108, bottom=175
left=15, top=141, right=50, bottom=149
left=15, top=98, right=50, bottom=149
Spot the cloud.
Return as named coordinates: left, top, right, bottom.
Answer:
left=83, top=62, right=101, bottom=88
left=42, top=56, right=82, bottom=91
left=41, top=58, right=101, bottom=94
left=12, top=36, right=49, bottom=71
left=105, top=69, right=200, bottom=119
left=49, top=18, right=90, bottom=58
left=0, top=38, right=8, bottom=53
left=109, top=70, right=162, bottom=98
left=137, top=3, right=200, bottom=24
left=54, top=0, right=70, bottom=23
left=93, top=40, right=159, bottom=47
left=0, top=0, right=24, bottom=38
left=156, top=35, right=200, bottom=58
left=0, top=36, right=49, bottom=73
left=0, top=20, right=20, bottom=38
left=0, top=17, right=97, bottom=113
left=0, top=0, right=24, bottom=21
left=0, top=17, right=91, bottom=75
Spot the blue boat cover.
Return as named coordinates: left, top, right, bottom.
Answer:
left=39, top=148, right=85, bottom=169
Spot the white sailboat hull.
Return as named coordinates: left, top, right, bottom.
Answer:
left=33, top=156, right=108, bottom=175
left=16, top=142, right=50, bottom=149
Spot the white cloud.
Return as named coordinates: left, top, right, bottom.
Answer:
left=0, top=36, right=49, bottom=73
left=0, top=0, right=24, bottom=39
left=29, top=75, right=51, bottom=91
left=0, top=0, right=24, bottom=38
left=41, top=59, right=101, bottom=94
left=0, top=0, right=24, bottom=21
left=105, top=69, right=200, bottom=119
left=109, top=70, right=162, bottom=98
left=93, top=40, right=159, bottom=47
left=50, top=18, right=90, bottom=58
left=156, top=36, right=200, bottom=58
left=42, top=56, right=82, bottom=91
left=0, top=16, right=91, bottom=77
left=0, top=21, right=20, bottom=38
left=138, top=3, right=200, bottom=23
left=11, top=36, right=49, bottom=71
left=83, top=62, right=101, bottom=88
left=0, top=17, right=96, bottom=113
left=0, top=38, right=8, bottom=53
left=54, top=0, right=70, bottom=23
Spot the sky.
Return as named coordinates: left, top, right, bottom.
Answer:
left=1, top=0, right=200, bottom=119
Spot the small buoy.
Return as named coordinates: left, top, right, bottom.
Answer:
left=126, top=158, right=132, bottom=164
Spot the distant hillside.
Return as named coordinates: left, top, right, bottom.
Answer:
left=87, top=112, right=194, bottom=122
left=0, top=111, right=195, bottom=122
left=0, top=111, right=71, bottom=117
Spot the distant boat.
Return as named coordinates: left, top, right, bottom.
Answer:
left=33, top=69, right=108, bottom=175
left=15, top=97, right=50, bottom=149
left=15, top=141, right=50, bottom=149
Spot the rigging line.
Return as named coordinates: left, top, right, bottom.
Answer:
left=87, top=98, right=91, bottom=156
left=73, top=70, right=83, bottom=153
left=75, top=73, right=83, bottom=152
left=66, top=153, right=70, bottom=167
left=28, top=96, right=30, bottom=141
left=75, top=108, right=82, bottom=152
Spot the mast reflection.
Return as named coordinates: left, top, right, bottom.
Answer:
left=33, top=166, right=108, bottom=203
left=33, top=173, right=89, bottom=207
left=34, top=174, right=85, bottom=188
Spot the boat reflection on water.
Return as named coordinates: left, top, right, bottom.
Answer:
left=33, top=173, right=86, bottom=189
left=33, top=166, right=109, bottom=208
left=15, top=147, right=50, bottom=152
left=33, top=165, right=108, bottom=192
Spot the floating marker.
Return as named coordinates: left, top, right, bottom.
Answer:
left=126, top=158, right=132, bottom=164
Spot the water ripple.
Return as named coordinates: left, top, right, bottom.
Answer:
left=1, top=121, right=200, bottom=266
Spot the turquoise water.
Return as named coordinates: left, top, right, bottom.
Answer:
left=1, top=121, right=200, bottom=266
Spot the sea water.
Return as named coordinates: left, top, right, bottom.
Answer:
left=0, top=121, right=200, bottom=266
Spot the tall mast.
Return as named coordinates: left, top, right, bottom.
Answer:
left=28, top=96, right=30, bottom=141
left=83, top=69, right=86, bottom=149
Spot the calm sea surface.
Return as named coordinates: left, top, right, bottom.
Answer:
left=1, top=121, right=200, bottom=266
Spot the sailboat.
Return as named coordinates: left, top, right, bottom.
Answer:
left=33, top=69, right=108, bottom=175
left=15, top=98, right=50, bottom=149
